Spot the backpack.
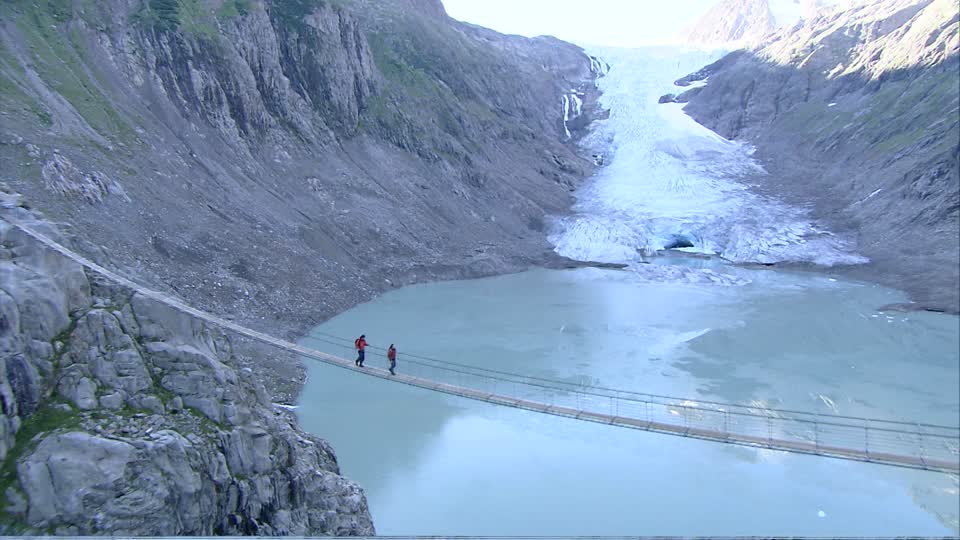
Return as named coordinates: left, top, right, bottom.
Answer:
left=354, top=338, right=361, bottom=349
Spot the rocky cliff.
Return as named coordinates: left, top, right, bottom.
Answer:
left=0, top=189, right=374, bottom=534
left=0, top=0, right=603, bottom=400
left=0, top=0, right=603, bottom=533
left=675, top=0, right=959, bottom=312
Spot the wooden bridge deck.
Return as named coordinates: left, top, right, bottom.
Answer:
left=292, top=348, right=959, bottom=473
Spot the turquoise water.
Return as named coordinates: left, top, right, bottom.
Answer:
left=296, top=263, right=959, bottom=535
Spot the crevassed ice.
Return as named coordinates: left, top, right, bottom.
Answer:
left=550, top=47, right=868, bottom=268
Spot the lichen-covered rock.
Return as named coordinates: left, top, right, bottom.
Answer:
left=0, top=195, right=374, bottom=535
left=40, top=153, right=129, bottom=204
left=19, top=432, right=136, bottom=526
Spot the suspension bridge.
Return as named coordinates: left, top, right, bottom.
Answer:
left=5, top=216, right=959, bottom=474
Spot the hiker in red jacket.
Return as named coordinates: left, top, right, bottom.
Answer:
left=354, top=334, right=368, bottom=367
left=387, top=344, right=397, bottom=375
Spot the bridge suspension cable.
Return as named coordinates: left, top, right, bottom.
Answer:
left=307, top=329, right=959, bottom=430
left=4, top=216, right=958, bottom=474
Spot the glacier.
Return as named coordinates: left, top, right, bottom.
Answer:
left=550, top=47, right=868, bottom=268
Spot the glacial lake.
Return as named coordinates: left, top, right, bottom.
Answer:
left=297, top=262, right=959, bottom=536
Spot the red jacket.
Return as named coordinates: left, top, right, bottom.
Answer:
left=387, top=348, right=396, bottom=361
left=355, top=338, right=367, bottom=351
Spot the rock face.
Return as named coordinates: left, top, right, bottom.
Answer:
left=0, top=1, right=603, bottom=531
left=0, top=0, right=602, bottom=400
left=0, top=190, right=374, bottom=535
left=40, top=153, right=129, bottom=204
left=677, top=0, right=960, bottom=312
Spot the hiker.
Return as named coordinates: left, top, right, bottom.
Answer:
left=387, top=344, right=397, bottom=375
left=354, top=334, right=368, bottom=367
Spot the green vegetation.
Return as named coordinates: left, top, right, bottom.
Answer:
left=0, top=39, right=53, bottom=128
left=187, top=406, right=224, bottom=434
left=116, top=404, right=154, bottom=417
left=132, top=0, right=178, bottom=31
left=217, top=0, right=254, bottom=19
left=38, top=0, right=72, bottom=23
left=0, top=400, right=81, bottom=530
left=368, top=32, right=448, bottom=100
left=777, top=67, right=957, bottom=163
left=133, top=0, right=218, bottom=38
left=0, top=40, right=25, bottom=79
left=12, top=403, right=83, bottom=448
left=862, top=72, right=958, bottom=153
left=264, top=0, right=352, bottom=36
left=176, top=0, right=218, bottom=38
left=76, top=0, right=112, bottom=31
left=152, top=383, right=177, bottom=406
left=358, top=10, right=506, bottom=159
left=50, top=314, right=78, bottom=369
left=0, top=0, right=133, bottom=138
left=266, top=0, right=326, bottom=30
left=33, top=107, right=53, bottom=127
left=0, top=70, right=49, bottom=128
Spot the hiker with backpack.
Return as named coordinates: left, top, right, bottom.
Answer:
left=387, top=344, right=397, bottom=375
left=354, top=334, right=368, bottom=367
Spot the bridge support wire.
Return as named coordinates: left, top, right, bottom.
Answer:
left=3, top=216, right=958, bottom=474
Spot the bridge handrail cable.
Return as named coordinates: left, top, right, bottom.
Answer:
left=4, top=215, right=956, bottom=446
left=304, top=332, right=959, bottom=437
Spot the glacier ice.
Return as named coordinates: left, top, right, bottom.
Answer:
left=550, top=47, right=867, bottom=268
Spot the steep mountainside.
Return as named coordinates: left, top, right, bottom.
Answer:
left=675, top=0, right=959, bottom=312
left=0, top=0, right=604, bottom=400
left=0, top=190, right=374, bottom=534
left=0, top=0, right=605, bottom=532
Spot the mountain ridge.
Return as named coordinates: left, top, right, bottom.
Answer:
left=675, top=0, right=959, bottom=312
